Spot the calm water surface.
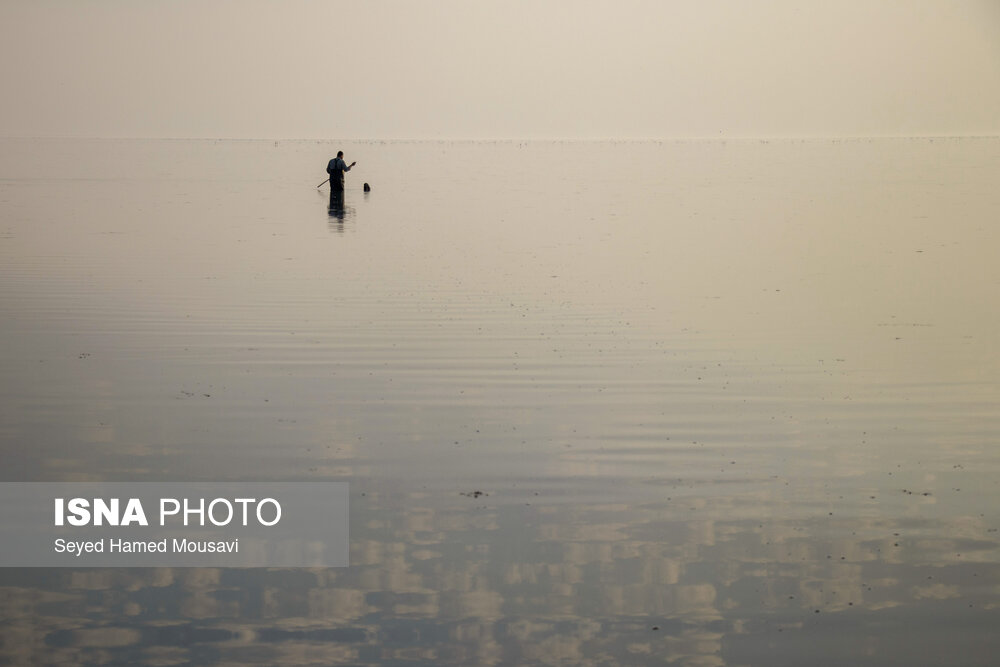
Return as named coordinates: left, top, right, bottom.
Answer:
left=1, top=138, right=999, bottom=665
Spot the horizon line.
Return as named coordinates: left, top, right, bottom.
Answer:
left=2, top=133, right=999, bottom=143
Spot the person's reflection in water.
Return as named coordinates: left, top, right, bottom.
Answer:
left=326, top=190, right=356, bottom=232
left=328, top=189, right=345, bottom=218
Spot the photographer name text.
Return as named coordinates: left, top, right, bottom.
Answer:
left=54, top=537, right=239, bottom=556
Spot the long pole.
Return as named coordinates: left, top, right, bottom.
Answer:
left=317, top=178, right=329, bottom=188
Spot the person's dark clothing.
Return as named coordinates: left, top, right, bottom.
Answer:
left=327, top=157, right=351, bottom=191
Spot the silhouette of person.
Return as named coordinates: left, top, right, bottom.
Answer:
left=326, top=151, right=356, bottom=193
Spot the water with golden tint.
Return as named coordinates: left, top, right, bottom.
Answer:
left=1, top=137, right=999, bottom=665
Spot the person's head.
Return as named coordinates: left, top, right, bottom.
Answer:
left=337, top=151, right=344, bottom=158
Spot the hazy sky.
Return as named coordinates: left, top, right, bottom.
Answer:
left=2, top=0, right=999, bottom=139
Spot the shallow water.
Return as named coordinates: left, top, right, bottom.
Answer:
left=1, top=137, right=1000, bottom=665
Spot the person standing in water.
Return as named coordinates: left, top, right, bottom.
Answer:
left=326, top=151, right=356, bottom=193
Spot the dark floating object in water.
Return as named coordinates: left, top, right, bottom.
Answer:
left=460, top=490, right=486, bottom=498
left=363, top=183, right=371, bottom=192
